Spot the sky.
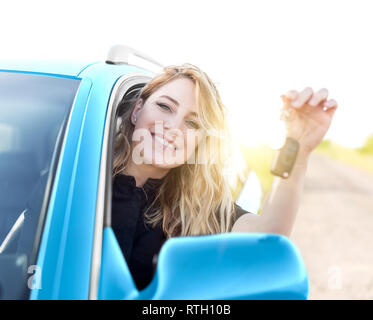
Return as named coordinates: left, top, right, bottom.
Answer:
left=1, top=0, right=372, bottom=148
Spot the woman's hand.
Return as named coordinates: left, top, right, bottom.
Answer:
left=281, top=87, right=338, bottom=158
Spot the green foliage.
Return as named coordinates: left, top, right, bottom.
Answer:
left=239, top=145, right=275, bottom=214
left=359, top=134, right=373, bottom=154
left=240, top=145, right=275, bottom=195
left=316, top=139, right=332, bottom=150
left=315, top=139, right=373, bottom=174
left=238, top=138, right=373, bottom=215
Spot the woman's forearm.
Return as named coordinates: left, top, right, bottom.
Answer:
left=259, top=151, right=309, bottom=237
left=231, top=150, right=309, bottom=237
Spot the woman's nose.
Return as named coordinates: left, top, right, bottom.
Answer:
left=163, top=116, right=184, bottom=130
left=163, top=120, right=172, bottom=129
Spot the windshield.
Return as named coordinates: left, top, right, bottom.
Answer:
left=0, top=71, right=80, bottom=299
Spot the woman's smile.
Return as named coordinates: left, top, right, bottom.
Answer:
left=151, top=132, right=177, bottom=151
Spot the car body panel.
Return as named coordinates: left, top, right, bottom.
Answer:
left=98, top=227, right=138, bottom=300
left=0, top=60, right=99, bottom=78
left=30, top=77, right=93, bottom=299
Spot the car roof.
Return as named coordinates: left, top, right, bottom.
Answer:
left=0, top=60, right=100, bottom=77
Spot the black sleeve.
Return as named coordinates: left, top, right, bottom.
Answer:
left=233, top=203, right=253, bottom=223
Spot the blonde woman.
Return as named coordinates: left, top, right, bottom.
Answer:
left=112, top=64, right=338, bottom=290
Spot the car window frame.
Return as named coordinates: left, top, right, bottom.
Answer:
left=88, top=73, right=152, bottom=300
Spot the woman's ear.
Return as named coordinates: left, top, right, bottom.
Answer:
left=131, top=98, right=143, bottom=125
left=131, top=111, right=137, bottom=126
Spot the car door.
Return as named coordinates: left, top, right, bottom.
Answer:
left=26, top=62, right=151, bottom=299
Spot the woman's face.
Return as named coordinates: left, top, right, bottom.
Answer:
left=130, top=77, right=204, bottom=169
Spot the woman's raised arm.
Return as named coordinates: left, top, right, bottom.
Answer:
left=232, top=87, right=338, bottom=237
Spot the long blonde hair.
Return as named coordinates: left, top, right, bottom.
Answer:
left=113, top=64, right=238, bottom=238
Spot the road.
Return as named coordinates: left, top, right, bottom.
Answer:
left=290, top=153, right=373, bottom=300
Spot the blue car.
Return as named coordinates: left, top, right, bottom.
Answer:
left=0, top=45, right=309, bottom=300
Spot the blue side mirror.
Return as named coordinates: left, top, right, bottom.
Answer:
left=99, top=228, right=309, bottom=300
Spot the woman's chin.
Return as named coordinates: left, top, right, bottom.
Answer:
left=142, top=151, right=184, bottom=169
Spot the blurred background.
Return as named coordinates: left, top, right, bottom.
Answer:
left=1, top=0, right=372, bottom=299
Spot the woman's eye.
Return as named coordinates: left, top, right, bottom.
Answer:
left=186, top=120, right=200, bottom=129
left=157, top=103, right=171, bottom=111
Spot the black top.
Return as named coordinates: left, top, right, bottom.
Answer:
left=111, top=173, right=251, bottom=291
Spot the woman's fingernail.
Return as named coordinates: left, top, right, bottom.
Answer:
left=292, top=100, right=300, bottom=107
left=288, top=92, right=297, bottom=99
